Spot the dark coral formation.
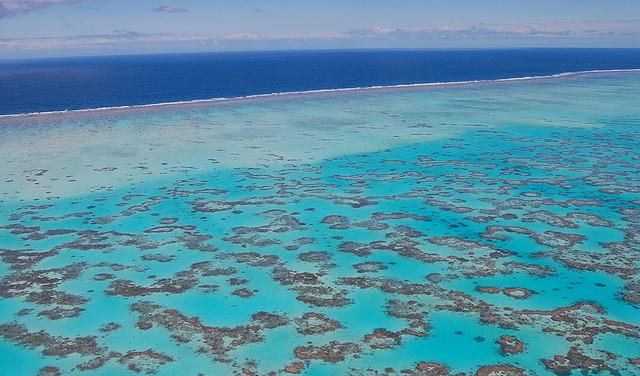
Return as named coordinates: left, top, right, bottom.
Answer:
left=294, top=341, right=361, bottom=362
left=496, top=335, right=524, bottom=354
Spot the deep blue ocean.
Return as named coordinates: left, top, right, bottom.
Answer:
left=1, top=48, right=639, bottom=115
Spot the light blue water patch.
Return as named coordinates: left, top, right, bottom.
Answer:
left=0, top=340, right=56, bottom=376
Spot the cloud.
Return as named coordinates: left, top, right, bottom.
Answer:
left=224, top=21, right=640, bottom=42
left=223, top=32, right=343, bottom=41
left=152, top=5, right=188, bottom=13
left=0, top=0, right=78, bottom=19
left=338, top=25, right=575, bottom=40
left=0, top=30, right=212, bottom=53
left=68, top=30, right=159, bottom=40
left=1, top=19, right=639, bottom=58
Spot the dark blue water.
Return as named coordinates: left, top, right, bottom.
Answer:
left=1, top=48, right=639, bottom=115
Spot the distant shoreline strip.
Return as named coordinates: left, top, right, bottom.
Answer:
left=2, top=68, right=639, bottom=119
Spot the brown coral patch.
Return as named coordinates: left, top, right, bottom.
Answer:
left=543, top=347, right=611, bottom=374
left=118, top=349, right=173, bottom=373
left=295, top=286, right=351, bottom=307
left=294, top=341, right=360, bottom=363
left=414, top=361, right=450, bottom=375
left=496, top=335, right=524, bottom=354
left=232, top=288, right=254, bottom=298
left=38, top=307, right=84, bottom=320
left=283, top=361, right=305, bottom=374
left=363, top=328, right=402, bottom=349
left=0, top=322, right=100, bottom=357
left=130, top=302, right=288, bottom=356
left=475, top=364, right=527, bottom=376
left=476, top=286, right=501, bottom=294
left=107, top=277, right=196, bottom=297
left=295, top=312, right=341, bottom=335
left=503, top=287, right=534, bottom=300
left=353, top=261, right=388, bottom=273
left=36, top=366, right=61, bottom=376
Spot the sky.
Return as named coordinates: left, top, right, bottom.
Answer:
left=1, top=0, right=639, bottom=59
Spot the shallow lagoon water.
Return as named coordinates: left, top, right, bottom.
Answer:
left=0, top=71, right=639, bottom=375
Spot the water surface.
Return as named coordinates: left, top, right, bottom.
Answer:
left=0, top=71, right=639, bottom=375
left=2, top=48, right=640, bottom=115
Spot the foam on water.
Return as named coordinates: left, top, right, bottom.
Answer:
left=0, top=71, right=639, bottom=375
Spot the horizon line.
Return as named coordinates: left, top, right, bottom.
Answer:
left=2, top=46, right=640, bottom=63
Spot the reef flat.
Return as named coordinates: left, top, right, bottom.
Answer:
left=0, top=71, right=639, bottom=375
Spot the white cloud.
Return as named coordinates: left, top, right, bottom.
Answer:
left=0, top=30, right=210, bottom=52
left=0, top=0, right=78, bottom=19
left=222, top=20, right=640, bottom=42
left=1, top=20, right=638, bottom=57
left=152, top=5, right=189, bottom=13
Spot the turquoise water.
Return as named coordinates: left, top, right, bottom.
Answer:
left=1, top=72, right=639, bottom=375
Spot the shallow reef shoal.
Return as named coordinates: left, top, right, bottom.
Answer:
left=1, top=72, right=639, bottom=375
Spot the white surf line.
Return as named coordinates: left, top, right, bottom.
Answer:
left=1, top=68, right=639, bottom=119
